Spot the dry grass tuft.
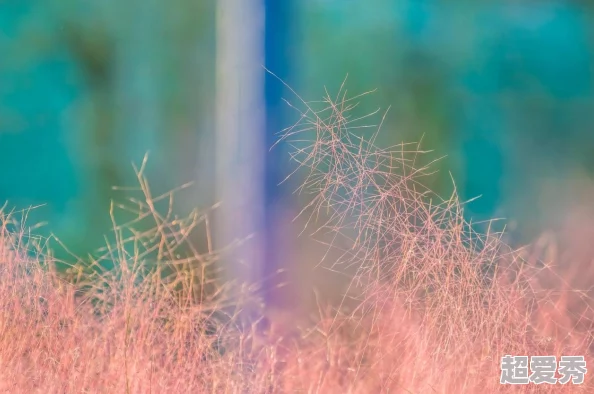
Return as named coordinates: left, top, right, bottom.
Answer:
left=1, top=84, right=593, bottom=393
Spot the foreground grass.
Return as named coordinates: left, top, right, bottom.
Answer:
left=1, top=87, right=593, bottom=393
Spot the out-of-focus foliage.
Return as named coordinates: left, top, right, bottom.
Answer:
left=299, top=1, right=594, bottom=237
left=1, top=0, right=594, bottom=260
left=1, top=0, right=215, bottom=259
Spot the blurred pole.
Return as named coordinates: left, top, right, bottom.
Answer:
left=215, top=0, right=295, bottom=316
left=262, top=0, right=295, bottom=310
left=215, top=0, right=266, bottom=308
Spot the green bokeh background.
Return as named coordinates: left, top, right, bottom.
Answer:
left=2, top=0, right=594, bottom=262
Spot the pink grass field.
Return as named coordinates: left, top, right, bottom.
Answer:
left=1, top=87, right=593, bottom=393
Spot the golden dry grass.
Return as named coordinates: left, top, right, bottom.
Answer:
left=1, top=85, right=593, bottom=393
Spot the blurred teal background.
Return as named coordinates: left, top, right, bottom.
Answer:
left=2, top=0, right=594, bottom=263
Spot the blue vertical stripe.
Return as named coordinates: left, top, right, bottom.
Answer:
left=263, top=0, right=294, bottom=307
